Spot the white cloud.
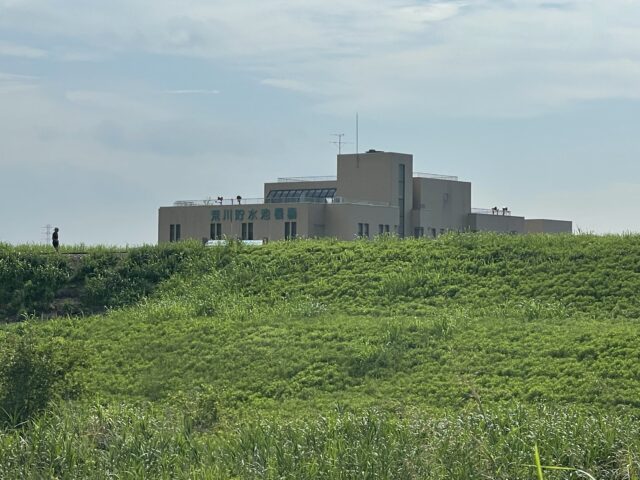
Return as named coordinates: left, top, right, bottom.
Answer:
left=0, top=71, right=38, bottom=94
left=261, top=78, right=314, bottom=94
left=0, top=41, right=46, bottom=58
left=162, top=89, right=220, bottom=94
left=2, top=0, right=640, bottom=117
left=388, top=2, right=465, bottom=27
left=64, top=90, right=172, bottom=120
left=0, top=72, right=37, bottom=81
left=58, top=50, right=107, bottom=62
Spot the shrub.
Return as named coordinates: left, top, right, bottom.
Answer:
left=0, top=323, right=85, bottom=427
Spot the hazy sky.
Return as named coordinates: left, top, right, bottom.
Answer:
left=1, top=0, right=639, bottom=245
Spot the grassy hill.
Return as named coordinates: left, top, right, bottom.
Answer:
left=1, top=234, right=639, bottom=478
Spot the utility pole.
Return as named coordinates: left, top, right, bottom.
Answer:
left=41, top=224, right=52, bottom=245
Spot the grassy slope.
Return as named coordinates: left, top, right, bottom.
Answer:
left=0, top=242, right=207, bottom=319
left=20, top=233, right=640, bottom=412
left=2, top=233, right=640, bottom=478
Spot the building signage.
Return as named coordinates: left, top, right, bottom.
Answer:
left=211, top=207, right=297, bottom=222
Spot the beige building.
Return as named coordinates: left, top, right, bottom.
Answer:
left=158, top=150, right=571, bottom=243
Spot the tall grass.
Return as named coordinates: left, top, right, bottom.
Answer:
left=0, top=403, right=638, bottom=479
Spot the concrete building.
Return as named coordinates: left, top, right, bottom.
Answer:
left=158, top=150, right=571, bottom=243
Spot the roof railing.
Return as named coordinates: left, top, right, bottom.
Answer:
left=275, top=176, right=337, bottom=183
left=330, top=197, right=392, bottom=207
left=174, top=198, right=264, bottom=207
left=472, top=207, right=512, bottom=216
left=171, top=196, right=393, bottom=208
left=413, top=172, right=459, bottom=181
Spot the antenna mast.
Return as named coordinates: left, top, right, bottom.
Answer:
left=356, top=113, right=359, bottom=154
left=330, top=133, right=348, bottom=154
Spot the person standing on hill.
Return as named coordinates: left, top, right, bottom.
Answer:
left=52, top=227, right=60, bottom=252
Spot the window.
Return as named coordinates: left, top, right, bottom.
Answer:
left=169, top=224, right=181, bottom=242
left=266, top=188, right=336, bottom=203
left=285, top=221, right=297, bottom=239
left=414, top=227, right=424, bottom=238
left=379, top=224, right=384, bottom=235
left=242, top=222, right=254, bottom=240
left=357, top=223, right=363, bottom=237
left=210, top=223, right=222, bottom=240
left=364, top=223, right=369, bottom=238
left=431, top=228, right=437, bottom=238
left=385, top=224, right=390, bottom=233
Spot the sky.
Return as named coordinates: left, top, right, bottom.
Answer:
left=1, top=0, right=639, bottom=245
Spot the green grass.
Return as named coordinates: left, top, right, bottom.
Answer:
left=0, top=402, right=637, bottom=479
left=1, top=233, right=640, bottom=478
left=0, top=240, right=209, bottom=319
left=27, top=305, right=640, bottom=413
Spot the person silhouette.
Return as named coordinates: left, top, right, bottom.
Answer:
left=52, top=227, right=60, bottom=252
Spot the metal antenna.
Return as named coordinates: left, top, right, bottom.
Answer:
left=356, top=113, right=359, bottom=154
left=330, top=133, right=351, bottom=154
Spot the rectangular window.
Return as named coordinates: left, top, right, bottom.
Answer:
left=357, top=223, right=363, bottom=237
left=210, top=223, right=222, bottom=240
left=241, top=222, right=254, bottom=240
left=385, top=224, right=390, bottom=233
left=364, top=223, right=369, bottom=238
left=379, top=224, right=384, bottom=235
left=285, top=221, right=297, bottom=240
left=431, top=228, right=437, bottom=238
left=169, top=224, right=175, bottom=242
